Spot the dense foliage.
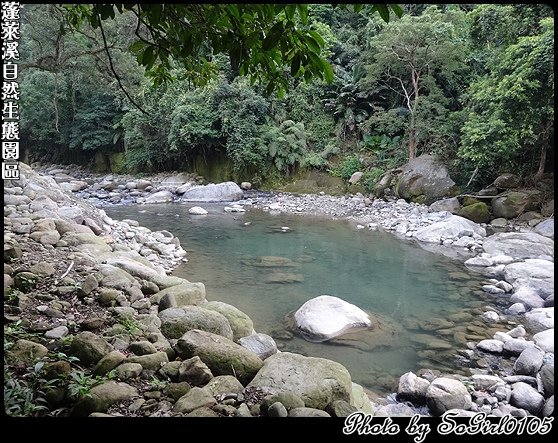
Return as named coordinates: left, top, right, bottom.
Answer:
left=20, top=4, right=554, bottom=189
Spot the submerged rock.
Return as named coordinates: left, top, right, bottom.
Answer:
left=293, top=295, right=371, bottom=342
left=263, top=272, right=304, bottom=284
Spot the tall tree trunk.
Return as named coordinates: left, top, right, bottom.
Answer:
left=408, top=112, right=416, bottom=160
left=533, top=143, right=547, bottom=183
left=407, top=69, right=420, bottom=161
left=533, top=122, right=551, bottom=183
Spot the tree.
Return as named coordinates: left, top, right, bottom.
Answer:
left=459, top=17, right=554, bottom=183
left=361, top=6, right=468, bottom=160
left=62, top=4, right=403, bottom=96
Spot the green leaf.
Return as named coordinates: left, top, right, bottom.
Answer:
left=308, top=30, right=325, bottom=48
left=129, top=40, right=148, bottom=53
left=321, top=59, right=334, bottom=83
left=285, top=5, right=296, bottom=21
left=296, top=5, right=308, bottom=25
left=262, top=21, right=284, bottom=51
left=376, top=5, right=391, bottom=23
left=291, top=53, right=301, bottom=77
left=389, top=4, right=404, bottom=18
left=353, top=4, right=365, bottom=14
left=304, top=35, right=322, bottom=53
left=141, top=46, right=156, bottom=68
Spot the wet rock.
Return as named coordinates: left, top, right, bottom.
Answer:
left=426, top=377, right=472, bottom=416
left=263, top=272, right=305, bottom=284
left=507, top=303, right=526, bottom=315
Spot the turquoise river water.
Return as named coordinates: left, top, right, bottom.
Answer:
left=106, top=203, right=489, bottom=395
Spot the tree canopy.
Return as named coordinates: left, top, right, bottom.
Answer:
left=62, top=4, right=403, bottom=95
left=20, top=4, right=554, bottom=190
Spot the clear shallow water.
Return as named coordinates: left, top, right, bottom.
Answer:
left=106, top=203, right=488, bottom=395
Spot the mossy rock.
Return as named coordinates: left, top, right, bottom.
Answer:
left=246, top=352, right=352, bottom=410
left=410, top=194, right=428, bottom=205
left=462, top=196, right=481, bottom=207
left=175, top=329, right=263, bottom=385
left=281, top=170, right=345, bottom=196
left=109, top=152, right=126, bottom=174
left=203, top=301, right=254, bottom=341
left=348, top=183, right=367, bottom=195
left=458, top=202, right=490, bottom=224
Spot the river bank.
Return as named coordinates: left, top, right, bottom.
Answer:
left=4, top=163, right=554, bottom=418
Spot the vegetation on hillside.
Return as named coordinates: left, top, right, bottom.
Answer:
left=20, top=4, right=554, bottom=190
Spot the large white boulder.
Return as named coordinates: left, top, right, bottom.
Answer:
left=413, top=215, right=486, bottom=243
left=144, top=190, right=174, bottom=204
left=503, top=259, right=554, bottom=298
left=483, top=232, right=553, bottom=259
left=181, top=182, right=243, bottom=202
left=294, top=295, right=371, bottom=342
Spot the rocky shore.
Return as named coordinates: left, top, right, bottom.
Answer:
left=4, top=162, right=554, bottom=419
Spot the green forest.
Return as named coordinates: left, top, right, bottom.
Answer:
left=20, top=4, right=554, bottom=192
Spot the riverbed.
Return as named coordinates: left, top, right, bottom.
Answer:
left=105, top=202, right=489, bottom=394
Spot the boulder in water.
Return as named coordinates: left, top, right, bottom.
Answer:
left=293, top=295, right=371, bottom=342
